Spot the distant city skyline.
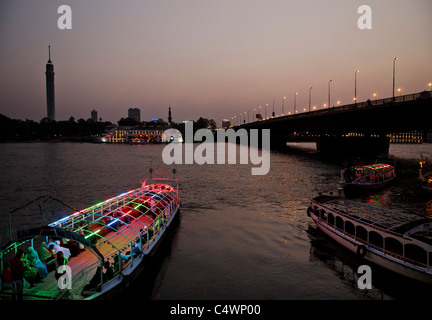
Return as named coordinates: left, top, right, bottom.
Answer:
left=1, top=1, right=431, bottom=125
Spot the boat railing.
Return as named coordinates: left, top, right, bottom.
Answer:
left=50, top=186, right=179, bottom=298
left=51, top=259, right=102, bottom=300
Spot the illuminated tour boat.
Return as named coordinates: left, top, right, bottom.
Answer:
left=0, top=176, right=180, bottom=300
left=307, top=194, right=432, bottom=284
left=340, top=163, right=396, bottom=192
left=419, top=158, right=432, bottom=194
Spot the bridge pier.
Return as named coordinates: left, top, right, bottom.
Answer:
left=316, top=134, right=390, bottom=159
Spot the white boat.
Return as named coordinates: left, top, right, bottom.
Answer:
left=419, top=157, right=432, bottom=194
left=0, top=176, right=180, bottom=300
left=340, top=163, right=396, bottom=192
left=307, top=194, right=432, bottom=284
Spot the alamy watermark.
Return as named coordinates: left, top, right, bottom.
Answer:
left=358, top=5, right=372, bottom=30
left=56, top=5, right=372, bottom=31
left=57, top=5, right=72, bottom=30
left=357, top=265, right=372, bottom=289
left=57, top=265, right=72, bottom=290
left=162, top=122, right=271, bottom=176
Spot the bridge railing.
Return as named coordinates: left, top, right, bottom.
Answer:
left=244, top=90, right=432, bottom=124
left=340, top=90, right=432, bottom=110
left=234, top=90, right=432, bottom=127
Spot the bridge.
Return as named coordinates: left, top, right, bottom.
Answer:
left=233, top=90, right=432, bottom=158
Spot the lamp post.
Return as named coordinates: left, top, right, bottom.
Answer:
left=294, top=92, right=298, bottom=114
left=393, top=57, right=399, bottom=99
left=282, top=96, right=286, bottom=115
left=265, top=104, right=268, bottom=119
left=309, top=87, right=312, bottom=112
left=272, top=100, right=275, bottom=117
left=328, top=80, right=332, bottom=108
left=355, top=70, right=359, bottom=104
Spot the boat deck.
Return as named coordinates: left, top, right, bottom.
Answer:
left=1, top=209, right=158, bottom=300
left=1, top=179, right=180, bottom=300
left=313, top=196, right=419, bottom=233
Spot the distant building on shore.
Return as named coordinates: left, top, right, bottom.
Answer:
left=222, top=118, right=230, bottom=129
left=45, top=46, right=55, bottom=121
left=91, top=109, right=98, bottom=122
left=128, top=108, right=141, bottom=123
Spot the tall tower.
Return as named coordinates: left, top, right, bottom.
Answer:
left=45, top=45, right=55, bottom=121
left=168, top=105, right=172, bottom=125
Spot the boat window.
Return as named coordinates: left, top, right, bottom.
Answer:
left=356, top=225, right=367, bottom=242
left=405, top=244, right=427, bottom=266
left=327, top=213, right=335, bottom=226
left=369, top=231, right=383, bottom=249
left=336, top=216, right=344, bottom=231
left=319, top=209, right=327, bottom=221
left=385, top=237, right=403, bottom=257
left=345, top=221, right=355, bottom=236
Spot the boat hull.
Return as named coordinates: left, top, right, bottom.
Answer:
left=90, top=210, right=180, bottom=300
left=310, top=211, right=432, bottom=284
left=1, top=178, right=181, bottom=300
left=342, top=178, right=395, bottom=193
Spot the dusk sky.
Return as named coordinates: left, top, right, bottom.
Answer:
left=1, top=0, right=431, bottom=125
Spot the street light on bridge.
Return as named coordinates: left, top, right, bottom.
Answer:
left=272, top=100, right=275, bottom=117
left=294, top=92, right=298, bottom=113
left=355, top=70, right=359, bottom=105
left=328, top=80, right=332, bottom=108
left=282, top=96, right=286, bottom=115
left=393, top=57, right=399, bottom=99
left=309, top=87, right=313, bottom=112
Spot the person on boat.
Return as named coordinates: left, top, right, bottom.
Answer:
left=48, top=239, right=71, bottom=259
left=21, top=253, right=38, bottom=287
left=113, top=255, right=122, bottom=273
left=54, top=251, right=68, bottom=281
left=119, top=240, right=142, bottom=262
left=26, top=247, right=48, bottom=280
left=132, top=239, right=142, bottom=256
left=82, top=266, right=103, bottom=293
left=103, top=261, right=114, bottom=282
left=9, top=249, right=25, bottom=300
left=38, top=241, right=56, bottom=265
left=1, top=261, right=12, bottom=288
left=48, top=244, right=57, bottom=256
left=60, top=238, right=81, bottom=257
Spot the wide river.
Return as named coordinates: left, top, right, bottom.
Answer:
left=1, top=141, right=431, bottom=300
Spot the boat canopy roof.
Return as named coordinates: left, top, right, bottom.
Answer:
left=343, top=163, right=394, bottom=173
left=45, top=183, right=179, bottom=253
left=313, top=196, right=428, bottom=235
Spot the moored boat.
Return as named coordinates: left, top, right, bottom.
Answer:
left=340, top=163, right=396, bottom=192
left=0, top=176, right=180, bottom=300
left=307, top=194, right=432, bottom=284
left=419, top=157, right=432, bottom=194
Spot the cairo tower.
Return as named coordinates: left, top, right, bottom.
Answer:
left=45, top=45, right=55, bottom=121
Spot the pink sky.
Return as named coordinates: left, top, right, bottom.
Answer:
left=1, top=0, right=431, bottom=125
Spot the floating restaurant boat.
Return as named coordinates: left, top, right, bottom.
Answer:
left=0, top=176, right=180, bottom=300
left=340, top=163, right=396, bottom=192
left=419, top=157, right=432, bottom=194
left=307, top=194, right=432, bottom=284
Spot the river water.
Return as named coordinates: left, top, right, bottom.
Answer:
left=0, top=141, right=431, bottom=300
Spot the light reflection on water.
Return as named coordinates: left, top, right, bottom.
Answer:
left=0, top=142, right=431, bottom=300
